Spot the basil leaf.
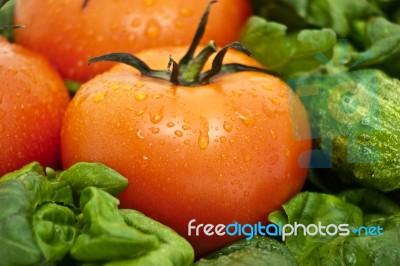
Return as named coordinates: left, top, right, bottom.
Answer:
left=108, top=209, right=195, bottom=266
left=59, top=162, right=128, bottom=197
left=239, top=16, right=336, bottom=78
left=0, top=179, right=42, bottom=266
left=70, top=187, right=159, bottom=262
left=0, top=161, right=44, bottom=182
left=32, top=203, right=78, bottom=262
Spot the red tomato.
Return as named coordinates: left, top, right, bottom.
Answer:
left=0, top=36, right=70, bottom=176
left=14, top=0, right=252, bottom=82
left=61, top=45, right=311, bottom=256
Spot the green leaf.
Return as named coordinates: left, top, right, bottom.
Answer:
left=0, top=0, right=17, bottom=41
left=70, top=187, right=159, bottom=262
left=338, top=189, right=400, bottom=215
left=0, top=161, right=44, bottom=182
left=32, top=203, right=78, bottom=262
left=268, top=192, right=363, bottom=260
left=350, top=17, right=400, bottom=78
left=0, top=179, right=42, bottom=266
left=269, top=191, right=400, bottom=265
left=256, top=0, right=381, bottom=37
left=239, top=16, right=336, bottom=78
left=194, top=236, right=297, bottom=266
left=106, top=209, right=195, bottom=266
left=59, top=162, right=128, bottom=197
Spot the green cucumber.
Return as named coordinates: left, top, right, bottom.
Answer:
left=289, top=69, right=400, bottom=191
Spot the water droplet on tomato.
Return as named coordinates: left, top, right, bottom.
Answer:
left=93, top=91, right=107, bottom=103
left=135, top=92, right=148, bottom=101
left=145, top=19, right=161, bottom=39
left=270, top=97, right=281, bottom=106
left=262, top=84, right=272, bottom=91
left=174, top=130, right=183, bottom=137
left=198, top=130, right=209, bottom=150
left=217, top=174, right=224, bottom=182
left=223, top=121, right=233, bottom=132
left=183, top=139, right=190, bottom=145
left=131, top=18, right=141, bottom=28
left=136, top=129, right=144, bottom=139
left=149, top=108, right=163, bottom=124
left=0, top=124, right=5, bottom=133
left=243, top=154, right=252, bottom=162
left=134, top=106, right=147, bottom=116
left=179, top=6, right=193, bottom=16
left=236, top=109, right=255, bottom=127
left=167, top=122, right=175, bottom=127
left=270, top=130, right=277, bottom=139
left=220, top=136, right=226, bottom=144
left=135, top=82, right=145, bottom=88
left=149, top=127, right=160, bottom=134
left=182, top=125, right=191, bottom=130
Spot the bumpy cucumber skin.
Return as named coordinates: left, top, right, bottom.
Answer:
left=293, top=69, right=400, bottom=191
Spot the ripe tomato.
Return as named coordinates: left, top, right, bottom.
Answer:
left=61, top=45, right=311, bottom=256
left=14, top=0, right=252, bottom=82
left=0, top=36, right=70, bottom=176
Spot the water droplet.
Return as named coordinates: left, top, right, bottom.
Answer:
left=270, top=130, right=277, bottom=139
left=159, top=140, right=165, bottom=145
left=145, top=19, right=161, bottom=39
left=244, top=136, right=252, bottom=143
left=223, top=121, right=233, bottom=132
left=183, top=139, right=191, bottom=145
left=262, top=85, right=272, bottom=91
left=136, top=129, right=144, bottom=139
left=231, top=179, right=240, bottom=185
left=93, top=91, right=107, bottom=103
left=135, top=92, right=148, bottom=101
left=244, top=191, right=249, bottom=197
left=167, top=122, right=175, bottom=128
left=198, top=130, right=209, bottom=150
left=243, top=154, right=252, bottom=162
left=111, top=84, right=120, bottom=90
left=174, top=19, right=184, bottom=29
left=149, top=127, right=160, bottom=134
left=220, top=136, right=226, bottom=144
left=149, top=108, right=163, bottom=124
left=153, top=94, right=163, bottom=99
left=179, top=6, right=193, bottom=16
left=182, top=125, right=191, bottom=130
left=236, top=109, right=255, bottom=127
left=135, top=82, right=145, bottom=88
left=134, top=106, right=147, bottom=116
left=122, top=85, right=132, bottom=91
left=239, top=167, right=245, bottom=173
left=221, top=154, right=227, bottom=160
left=131, top=18, right=141, bottom=28
left=174, top=130, right=183, bottom=137
left=0, top=124, right=5, bottom=133
left=270, top=97, right=281, bottom=106
left=217, top=174, right=224, bottom=182
left=361, top=118, right=370, bottom=126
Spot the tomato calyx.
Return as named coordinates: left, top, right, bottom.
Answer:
left=88, top=0, right=275, bottom=86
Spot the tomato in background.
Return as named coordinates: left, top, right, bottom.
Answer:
left=0, top=36, right=70, bottom=176
left=61, top=44, right=311, bottom=256
left=14, top=0, right=252, bottom=82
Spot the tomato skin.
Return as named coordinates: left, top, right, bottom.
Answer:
left=61, top=47, right=311, bottom=256
left=14, top=0, right=252, bottom=82
left=0, top=37, right=70, bottom=176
